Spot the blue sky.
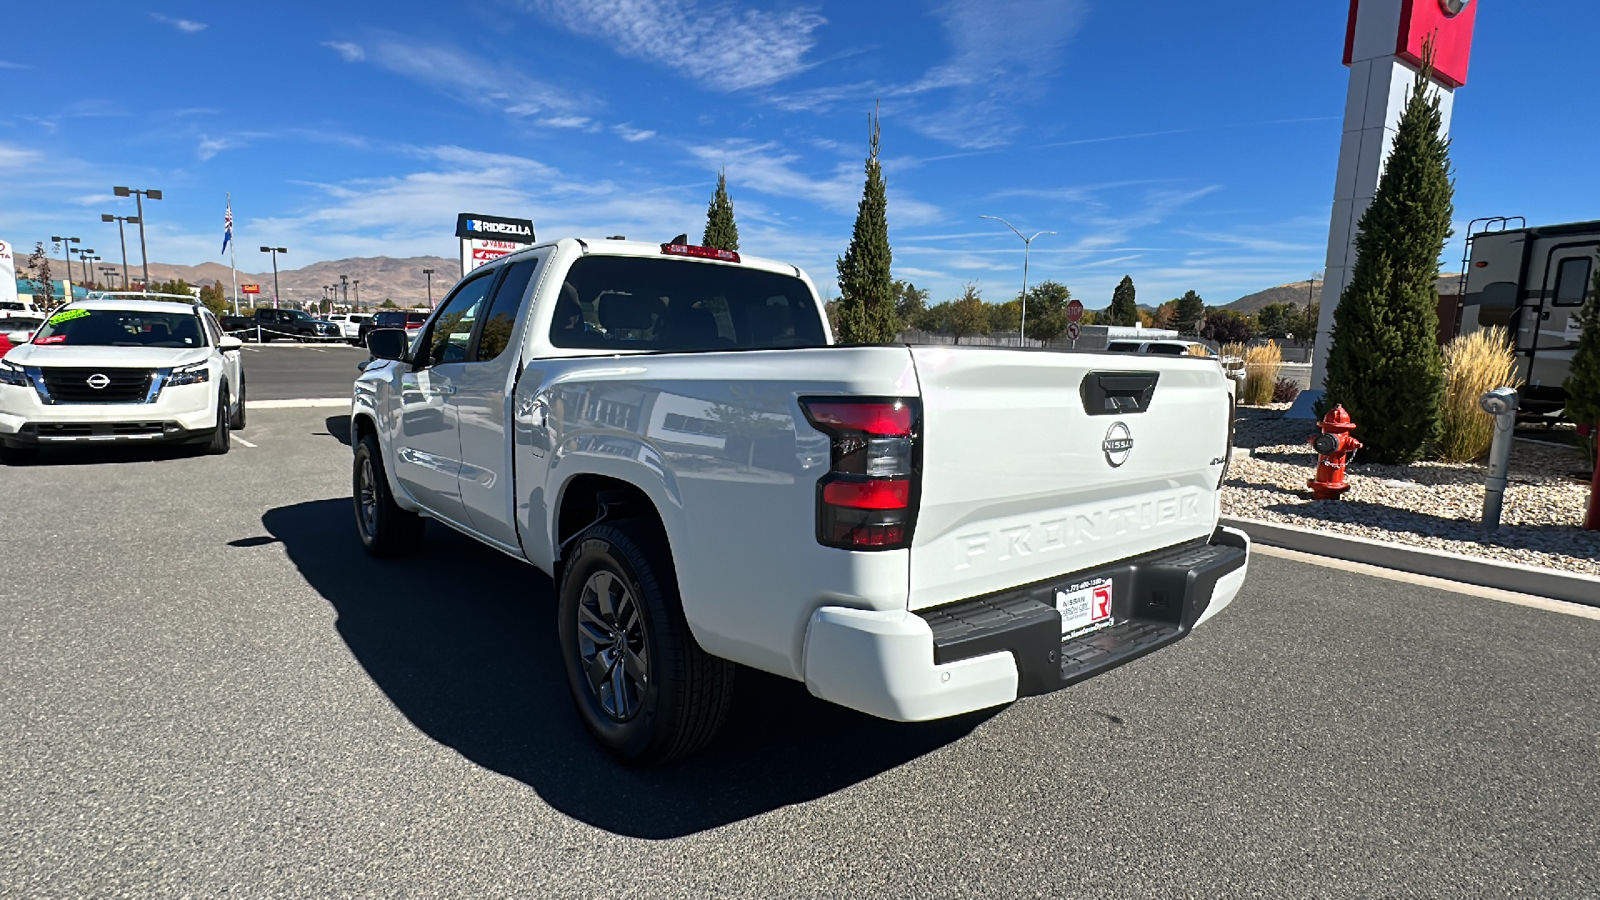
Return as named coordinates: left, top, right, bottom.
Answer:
left=3, top=1, right=1598, bottom=308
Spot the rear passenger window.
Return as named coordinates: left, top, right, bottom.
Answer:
left=475, top=260, right=538, bottom=361
left=550, top=256, right=827, bottom=351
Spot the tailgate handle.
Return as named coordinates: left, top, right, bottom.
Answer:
left=1080, top=372, right=1159, bottom=416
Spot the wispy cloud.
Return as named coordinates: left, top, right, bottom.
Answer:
left=150, top=13, right=207, bottom=33
left=321, top=41, right=364, bottom=62
left=325, top=34, right=588, bottom=118
left=196, top=134, right=238, bottom=161
left=684, top=139, right=942, bottom=226
left=539, top=116, right=594, bottom=130
left=0, top=60, right=30, bottom=70
left=523, top=0, right=826, bottom=91
left=614, top=124, right=656, bottom=143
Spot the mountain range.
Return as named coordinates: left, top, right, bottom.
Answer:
left=30, top=255, right=462, bottom=307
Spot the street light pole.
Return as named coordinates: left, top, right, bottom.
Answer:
left=100, top=214, right=139, bottom=288
left=259, top=246, right=287, bottom=310
left=423, top=268, right=435, bottom=308
left=84, top=255, right=101, bottom=287
left=113, top=186, right=162, bottom=289
left=50, top=236, right=79, bottom=304
left=339, top=274, right=348, bottom=309
left=980, top=215, right=1055, bottom=345
left=352, top=279, right=360, bottom=310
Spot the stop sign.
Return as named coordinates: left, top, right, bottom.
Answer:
left=1066, top=299, right=1084, bottom=323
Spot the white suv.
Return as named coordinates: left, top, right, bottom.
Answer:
left=327, top=312, right=372, bottom=345
left=0, top=294, right=246, bottom=463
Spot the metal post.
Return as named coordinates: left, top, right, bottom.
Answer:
left=134, top=192, right=148, bottom=288
left=1586, top=420, right=1600, bottom=531
left=119, top=219, right=132, bottom=287
left=1479, top=388, right=1519, bottom=532
left=424, top=268, right=434, bottom=308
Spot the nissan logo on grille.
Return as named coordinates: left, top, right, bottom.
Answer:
left=86, top=373, right=111, bottom=390
left=1102, top=422, right=1133, bottom=468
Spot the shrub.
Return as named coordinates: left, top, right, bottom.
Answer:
left=1273, top=377, right=1301, bottom=403
left=1241, top=340, right=1283, bottom=406
left=1437, top=326, right=1519, bottom=462
left=1185, top=343, right=1211, bottom=357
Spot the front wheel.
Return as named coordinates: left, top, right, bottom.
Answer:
left=559, top=521, right=733, bottom=766
left=353, top=433, right=425, bottom=557
left=204, top=387, right=231, bottom=454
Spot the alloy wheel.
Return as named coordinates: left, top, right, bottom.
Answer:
left=575, top=570, right=649, bottom=721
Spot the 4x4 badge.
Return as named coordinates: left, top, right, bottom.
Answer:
left=1102, top=422, right=1133, bottom=467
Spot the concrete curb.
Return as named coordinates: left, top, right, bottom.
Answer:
left=245, top=398, right=349, bottom=410
left=1220, top=516, right=1600, bottom=608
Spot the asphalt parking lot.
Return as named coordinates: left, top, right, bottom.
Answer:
left=3, top=407, right=1598, bottom=898
left=236, top=341, right=369, bottom=401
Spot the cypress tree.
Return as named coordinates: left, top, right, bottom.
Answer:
left=835, top=106, right=897, bottom=343
left=1564, top=269, right=1600, bottom=432
left=1322, top=47, right=1454, bottom=464
left=1107, top=276, right=1138, bottom=327
left=701, top=169, right=740, bottom=252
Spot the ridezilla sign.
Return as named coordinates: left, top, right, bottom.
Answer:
left=456, top=213, right=536, bottom=275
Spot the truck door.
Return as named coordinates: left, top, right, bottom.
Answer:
left=453, top=256, right=542, bottom=547
left=392, top=269, right=498, bottom=520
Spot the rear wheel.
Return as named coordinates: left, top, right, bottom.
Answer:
left=353, top=433, right=425, bottom=557
left=559, top=521, right=733, bottom=766
left=205, top=387, right=231, bottom=455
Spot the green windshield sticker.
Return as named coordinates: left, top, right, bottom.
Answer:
left=47, top=308, right=90, bottom=326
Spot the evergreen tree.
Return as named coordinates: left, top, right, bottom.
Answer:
left=1173, top=290, right=1205, bottom=334
left=893, top=279, right=929, bottom=326
left=1107, top=275, right=1138, bottom=327
left=1564, top=268, right=1600, bottom=432
left=1322, top=46, right=1454, bottom=464
left=835, top=107, right=897, bottom=343
left=701, top=169, right=740, bottom=252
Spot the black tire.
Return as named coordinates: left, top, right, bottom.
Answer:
left=0, top=445, right=38, bottom=466
left=559, top=521, right=734, bottom=766
left=352, top=433, right=425, bottom=557
left=205, top=386, right=231, bottom=455
left=230, top=376, right=247, bottom=430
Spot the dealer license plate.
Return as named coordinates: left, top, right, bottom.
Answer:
left=1055, top=577, right=1114, bottom=636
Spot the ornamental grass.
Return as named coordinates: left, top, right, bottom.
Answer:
left=1241, top=340, right=1283, bottom=406
left=1438, top=326, right=1519, bottom=462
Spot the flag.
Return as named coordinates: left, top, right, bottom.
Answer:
left=221, top=201, right=233, bottom=254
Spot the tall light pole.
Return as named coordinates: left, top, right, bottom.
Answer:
left=83, top=255, right=102, bottom=287
left=71, top=247, right=96, bottom=287
left=50, top=236, right=79, bottom=304
left=339, top=274, right=348, bottom=309
left=101, top=214, right=140, bottom=289
left=259, top=246, right=287, bottom=310
left=113, top=186, right=161, bottom=288
left=352, top=279, right=360, bottom=310
left=423, top=268, right=435, bottom=308
left=980, top=215, right=1055, bottom=345
left=979, top=212, right=1056, bottom=342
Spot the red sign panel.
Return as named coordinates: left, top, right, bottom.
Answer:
left=241, top=284, right=261, bottom=295
left=1066, top=299, right=1084, bottom=323
left=1344, top=0, right=1477, bottom=88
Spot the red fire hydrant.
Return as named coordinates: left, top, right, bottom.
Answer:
left=1308, top=405, right=1362, bottom=500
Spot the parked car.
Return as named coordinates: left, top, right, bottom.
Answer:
left=327, top=312, right=373, bottom=345
left=357, top=310, right=427, bottom=347
left=221, top=308, right=340, bottom=342
left=0, top=294, right=246, bottom=463
left=350, top=238, right=1250, bottom=765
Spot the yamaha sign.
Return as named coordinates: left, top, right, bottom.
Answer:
left=456, top=212, right=537, bottom=280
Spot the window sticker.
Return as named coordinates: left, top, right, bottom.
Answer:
left=47, top=309, right=90, bottom=326
left=36, top=335, right=67, bottom=344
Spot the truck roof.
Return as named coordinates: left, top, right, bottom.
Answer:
left=501, top=237, right=804, bottom=279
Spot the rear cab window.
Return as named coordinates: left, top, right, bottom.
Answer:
left=549, top=255, right=827, bottom=352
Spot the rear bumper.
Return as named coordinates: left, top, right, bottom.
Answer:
left=802, top=526, right=1249, bottom=721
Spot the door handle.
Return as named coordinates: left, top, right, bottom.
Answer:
left=428, top=385, right=456, bottom=396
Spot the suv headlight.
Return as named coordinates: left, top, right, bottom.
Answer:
left=166, top=362, right=211, bottom=386
left=0, top=360, right=30, bottom=387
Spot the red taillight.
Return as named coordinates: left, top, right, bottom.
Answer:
left=661, top=243, right=741, bottom=263
left=801, top=398, right=919, bottom=551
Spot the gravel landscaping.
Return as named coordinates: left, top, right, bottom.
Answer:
left=1223, top=405, right=1600, bottom=578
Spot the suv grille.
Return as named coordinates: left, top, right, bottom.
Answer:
left=39, top=367, right=153, bottom=404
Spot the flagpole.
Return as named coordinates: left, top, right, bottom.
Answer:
left=227, top=192, right=239, bottom=316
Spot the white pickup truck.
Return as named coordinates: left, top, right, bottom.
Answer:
left=351, top=238, right=1249, bottom=764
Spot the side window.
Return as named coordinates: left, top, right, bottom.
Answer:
left=474, top=260, right=539, bottom=361
left=202, top=312, right=223, bottom=345
left=422, top=273, right=496, bottom=367
left=1553, top=257, right=1593, bottom=307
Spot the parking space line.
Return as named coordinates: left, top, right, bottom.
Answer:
left=231, top=435, right=259, bottom=448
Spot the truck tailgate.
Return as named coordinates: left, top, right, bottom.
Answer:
left=906, top=348, right=1230, bottom=611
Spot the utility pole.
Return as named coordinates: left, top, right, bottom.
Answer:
left=101, top=213, right=139, bottom=288
left=259, top=246, right=287, bottom=310
left=352, top=279, right=360, bottom=310
left=51, top=236, right=79, bottom=301
left=423, top=268, right=435, bottom=308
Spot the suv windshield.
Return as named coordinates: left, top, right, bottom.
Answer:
left=31, top=308, right=207, bottom=348
left=551, top=256, right=828, bottom=351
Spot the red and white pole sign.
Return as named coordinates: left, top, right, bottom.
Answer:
left=1066, top=298, right=1083, bottom=323
left=1066, top=321, right=1081, bottom=342
left=241, top=284, right=261, bottom=295
left=456, top=213, right=536, bottom=275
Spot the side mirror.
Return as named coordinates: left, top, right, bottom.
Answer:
left=218, top=335, right=244, bottom=352
left=366, top=328, right=410, bottom=362
left=6, top=331, right=30, bottom=344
